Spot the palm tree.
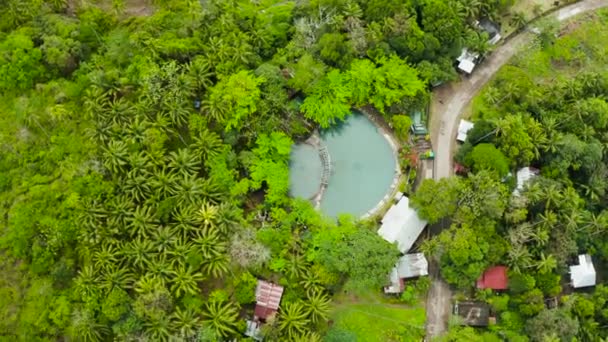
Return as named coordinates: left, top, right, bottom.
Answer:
left=201, top=91, right=228, bottom=123
left=202, top=300, right=240, bottom=338
left=148, top=254, right=174, bottom=282
left=127, top=151, right=151, bottom=177
left=103, top=140, right=129, bottom=174
left=74, top=266, right=100, bottom=300
left=192, top=129, right=223, bottom=163
left=215, top=202, right=240, bottom=233
left=171, top=205, right=199, bottom=238
left=162, top=97, right=191, bottom=127
left=299, top=269, right=324, bottom=294
left=170, top=265, right=205, bottom=298
left=92, top=243, right=121, bottom=271
left=168, top=236, right=194, bottom=267
left=171, top=307, right=201, bottom=339
left=125, top=116, right=150, bottom=146
left=284, top=254, right=308, bottom=280
left=150, top=167, right=178, bottom=199
left=186, top=56, right=214, bottom=92
left=507, top=246, right=533, bottom=274
left=304, top=291, right=331, bottom=324
left=153, top=226, right=176, bottom=253
left=535, top=253, right=557, bottom=274
left=69, top=309, right=109, bottom=342
left=144, top=315, right=172, bottom=342
left=99, top=265, right=135, bottom=292
left=134, top=273, right=166, bottom=294
left=197, top=202, right=219, bottom=229
left=173, top=175, right=207, bottom=206
left=124, top=172, right=153, bottom=203
left=279, top=302, right=310, bottom=340
left=126, top=205, right=158, bottom=238
left=194, top=230, right=226, bottom=259
left=125, top=237, right=155, bottom=270
left=511, top=12, right=528, bottom=30
left=168, top=149, right=200, bottom=177
left=202, top=253, right=230, bottom=278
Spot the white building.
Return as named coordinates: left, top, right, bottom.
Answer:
left=569, top=254, right=596, bottom=288
left=378, top=196, right=427, bottom=253
left=513, top=167, right=539, bottom=196
left=456, top=48, right=480, bottom=74
left=457, top=119, right=474, bottom=142
left=384, top=253, right=429, bottom=294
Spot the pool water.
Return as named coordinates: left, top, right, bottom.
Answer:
left=289, top=113, right=398, bottom=218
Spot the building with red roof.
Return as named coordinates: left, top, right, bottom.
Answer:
left=253, top=280, right=284, bottom=320
left=476, top=266, right=508, bottom=290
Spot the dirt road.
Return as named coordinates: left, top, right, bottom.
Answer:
left=424, top=1, right=608, bottom=339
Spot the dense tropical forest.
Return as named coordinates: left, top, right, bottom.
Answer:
left=1, top=0, right=605, bottom=341
left=414, top=10, right=608, bottom=341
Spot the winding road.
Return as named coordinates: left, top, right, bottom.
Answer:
left=425, top=0, right=608, bottom=339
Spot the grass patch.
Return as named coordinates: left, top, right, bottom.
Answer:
left=331, top=290, right=426, bottom=342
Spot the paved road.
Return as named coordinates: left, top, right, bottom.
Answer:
left=424, top=0, right=608, bottom=339
left=429, top=0, right=608, bottom=181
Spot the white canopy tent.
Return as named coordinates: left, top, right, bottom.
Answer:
left=570, top=254, right=596, bottom=288
left=378, top=197, right=427, bottom=253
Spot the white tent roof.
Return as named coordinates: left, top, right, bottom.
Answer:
left=385, top=253, right=429, bottom=294
left=570, top=254, right=596, bottom=288
left=378, top=197, right=427, bottom=253
left=514, top=167, right=539, bottom=195
left=457, top=120, right=474, bottom=142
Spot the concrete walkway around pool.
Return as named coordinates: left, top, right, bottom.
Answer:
left=357, top=106, right=402, bottom=220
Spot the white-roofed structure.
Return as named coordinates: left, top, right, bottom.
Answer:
left=457, top=119, right=474, bottom=142
left=456, top=49, right=479, bottom=74
left=378, top=197, right=427, bottom=253
left=385, top=253, right=429, bottom=294
left=569, top=254, right=596, bottom=288
left=513, top=167, right=539, bottom=195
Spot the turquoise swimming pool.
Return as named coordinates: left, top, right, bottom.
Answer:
left=289, top=112, right=398, bottom=218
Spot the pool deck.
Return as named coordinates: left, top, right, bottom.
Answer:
left=304, top=131, right=331, bottom=209
left=357, top=106, right=403, bottom=220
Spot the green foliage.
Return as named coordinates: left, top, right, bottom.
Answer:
left=0, top=31, right=46, bottom=92
left=301, top=69, right=352, bottom=128
left=310, top=219, right=400, bottom=291
left=411, top=177, right=461, bottom=224
left=465, top=143, right=510, bottom=178
left=392, top=115, right=413, bottom=141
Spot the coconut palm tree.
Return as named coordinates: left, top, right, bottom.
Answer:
left=194, top=229, right=226, bottom=259
left=535, top=253, right=557, bottom=274
left=171, top=205, right=199, bottom=238
left=126, top=205, right=158, bottom=238
left=92, top=243, right=121, bottom=271
left=99, top=265, right=135, bottom=292
left=144, top=315, right=172, bottom=342
left=299, top=269, right=324, bottom=294
left=192, top=129, right=224, bottom=163
left=69, top=309, right=109, bottom=342
left=168, top=235, right=194, bottom=266
left=202, top=300, right=240, bottom=338
left=150, top=167, right=178, bottom=199
left=202, top=92, right=228, bottom=124
left=279, top=302, right=310, bottom=340
left=124, top=173, right=153, bottom=203
left=168, top=148, right=200, bottom=177
left=103, top=140, right=129, bottom=174
left=173, top=175, right=206, bottom=206
left=153, top=226, right=176, bottom=253
left=171, top=307, right=201, bottom=339
left=197, top=201, right=219, bottom=229
left=74, top=265, right=100, bottom=300
left=170, top=265, right=205, bottom=298
left=125, top=237, right=155, bottom=270
left=134, top=273, right=166, bottom=294
left=148, top=254, right=174, bottom=282
left=202, top=253, right=230, bottom=278
left=304, top=290, right=331, bottom=324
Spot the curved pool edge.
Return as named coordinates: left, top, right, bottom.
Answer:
left=357, top=107, right=402, bottom=220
